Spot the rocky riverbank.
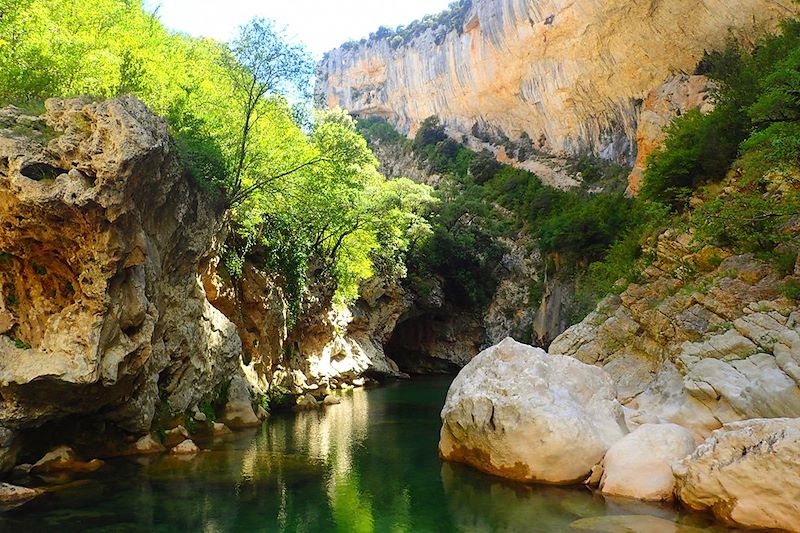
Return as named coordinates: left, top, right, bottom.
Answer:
left=550, top=230, right=800, bottom=437
left=440, top=336, right=800, bottom=531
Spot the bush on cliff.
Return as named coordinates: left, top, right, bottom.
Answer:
left=642, top=20, right=800, bottom=210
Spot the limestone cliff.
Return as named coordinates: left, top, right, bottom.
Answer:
left=550, top=230, right=800, bottom=437
left=0, top=97, right=241, bottom=467
left=318, top=0, right=796, bottom=184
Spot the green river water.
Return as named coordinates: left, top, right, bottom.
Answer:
left=0, top=377, right=736, bottom=532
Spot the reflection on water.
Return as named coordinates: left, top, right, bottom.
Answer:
left=0, top=378, right=736, bottom=532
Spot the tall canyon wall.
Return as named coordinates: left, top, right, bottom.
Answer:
left=317, top=0, right=797, bottom=174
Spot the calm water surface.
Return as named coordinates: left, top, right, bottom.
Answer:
left=0, top=377, right=737, bottom=532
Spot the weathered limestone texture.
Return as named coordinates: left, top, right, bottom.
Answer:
left=318, top=0, right=795, bottom=170
left=0, top=97, right=241, bottom=468
left=551, top=231, right=800, bottom=437
left=674, top=418, right=800, bottom=531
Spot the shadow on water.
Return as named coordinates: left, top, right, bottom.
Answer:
left=0, top=376, right=737, bottom=532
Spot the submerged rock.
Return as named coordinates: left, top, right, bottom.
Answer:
left=211, top=423, right=232, bottom=437
left=296, top=394, right=320, bottom=410
left=322, top=395, right=341, bottom=406
left=570, top=515, right=706, bottom=533
left=673, top=417, right=800, bottom=531
left=122, top=434, right=165, bottom=456
left=439, top=337, right=627, bottom=484
left=599, top=423, right=695, bottom=501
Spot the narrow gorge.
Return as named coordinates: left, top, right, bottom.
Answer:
left=1, top=0, right=800, bottom=531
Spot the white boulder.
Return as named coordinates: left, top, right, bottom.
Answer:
left=0, top=483, right=41, bottom=505
left=599, top=423, right=695, bottom=501
left=439, top=337, right=628, bottom=483
left=673, top=418, right=800, bottom=531
left=170, top=439, right=200, bottom=455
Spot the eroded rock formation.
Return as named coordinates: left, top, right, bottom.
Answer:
left=204, top=260, right=418, bottom=391
left=0, top=97, right=241, bottom=468
left=318, top=0, right=796, bottom=182
left=673, top=418, right=800, bottom=531
left=550, top=231, right=800, bottom=437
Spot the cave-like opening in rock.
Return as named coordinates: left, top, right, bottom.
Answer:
left=20, top=162, right=65, bottom=181
left=384, top=314, right=461, bottom=375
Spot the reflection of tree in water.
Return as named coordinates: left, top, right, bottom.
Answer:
left=0, top=379, right=735, bottom=532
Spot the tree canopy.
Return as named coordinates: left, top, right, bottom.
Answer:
left=0, top=0, right=436, bottom=315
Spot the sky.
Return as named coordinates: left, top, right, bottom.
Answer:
left=141, top=0, right=454, bottom=58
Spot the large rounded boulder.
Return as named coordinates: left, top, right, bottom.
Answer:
left=439, top=337, right=628, bottom=484
left=599, top=423, right=696, bottom=501
left=673, top=418, right=800, bottom=531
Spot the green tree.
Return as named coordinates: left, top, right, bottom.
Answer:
left=223, top=18, right=315, bottom=204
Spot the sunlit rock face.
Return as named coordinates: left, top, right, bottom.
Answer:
left=318, top=0, right=795, bottom=171
left=439, top=338, right=628, bottom=484
left=204, top=261, right=417, bottom=393
left=0, top=97, right=240, bottom=467
left=550, top=231, right=800, bottom=438
left=598, top=423, right=695, bottom=501
left=627, top=75, right=715, bottom=195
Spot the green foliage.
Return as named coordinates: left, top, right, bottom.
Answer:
left=568, top=201, right=670, bottom=321
left=640, top=109, right=746, bottom=208
left=347, top=0, right=474, bottom=49
left=223, top=18, right=315, bottom=205
left=194, top=379, right=231, bottom=424
left=571, top=155, right=633, bottom=191
left=0, top=1, right=437, bottom=321
left=234, top=109, right=436, bottom=312
left=266, top=384, right=294, bottom=411
left=692, top=192, right=800, bottom=253
left=537, top=193, right=641, bottom=266
left=780, top=278, right=800, bottom=300
left=642, top=20, right=800, bottom=208
left=357, top=116, right=407, bottom=145
left=413, top=116, right=448, bottom=152
left=14, top=338, right=31, bottom=350
left=198, top=402, right=216, bottom=424
left=383, top=113, right=659, bottom=314
left=468, top=151, right=501, bottom=184
left=771, top=250, right=799, bottom=277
